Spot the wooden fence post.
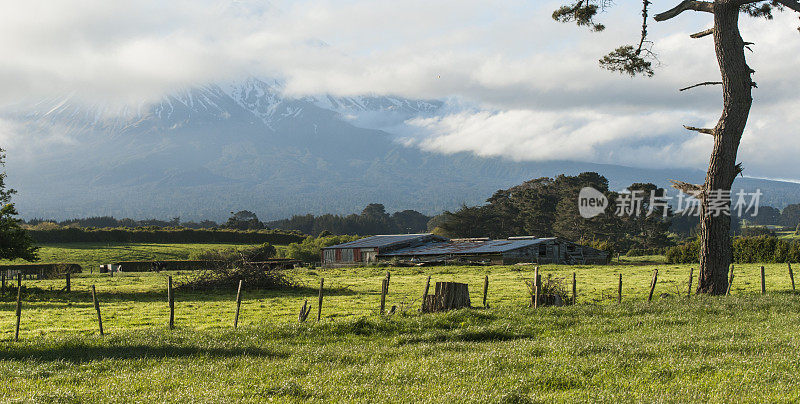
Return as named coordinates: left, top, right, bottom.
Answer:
left=234, top=280, right=243, bottom=329
left=533, top=267, right=540, bottom=309
left=687, top=268, right=694, bottom=298
left=15, top=274, right=22, bottom=341
left=1, top=272, right=6, bottom=294
left=648, top=269, right=658, bottom=302
left=483, top=275, right=489, bottom=308
left=761, top=266, right=766, bottom=295
left=421, top=275, right=431, bottom=312
left=788, top=263, right=795, bottom=291
left=91, top=285, right=104, bottom=336
left=168, top=276, right=175, bottom=330
left=572, top=272, right=576, bottom=305
left=317, top=278, right=324, bottom=322
left=380, top=277, right=388, bottom=314
left=65, top=272, right=71, bottom=293
left=617, top=274, right=622, bottom=303
left=726, top=265, right=735, bottom=296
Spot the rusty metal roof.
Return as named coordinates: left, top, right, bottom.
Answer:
left=322, top=234, right=442, bottom=249
left=381, top=237, right=557, bottom=256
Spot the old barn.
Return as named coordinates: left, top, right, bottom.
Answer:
left=322, top=234, right=608, bottom=266
left=321, top=234, right=447, bottom=266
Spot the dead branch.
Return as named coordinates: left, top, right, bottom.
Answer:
left=654, top=1, right=714, bottom=21
left=683, top=125, right=715, bottom=135
left=679, top=82, right=722, bottom=91
left=690, top=28, right=714, bottom=38
left=669, top=180, right=705, bottom=198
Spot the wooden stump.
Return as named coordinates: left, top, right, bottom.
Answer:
left=422, top=282, right=471, bottom=313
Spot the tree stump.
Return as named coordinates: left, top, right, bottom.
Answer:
left=421, top=282, right=471, bottom=313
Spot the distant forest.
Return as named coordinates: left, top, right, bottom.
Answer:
left=24, top=204, right=433, bottom=236
left=22, top=173, right=800, bottom=243
left=266, top=204, right=432, bottom=236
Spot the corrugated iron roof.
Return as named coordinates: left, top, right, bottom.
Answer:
left=382, top=237, right=557, bottom=256
left=323, top=234, right=438, bottom=249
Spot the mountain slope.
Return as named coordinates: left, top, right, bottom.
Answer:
left=4, top=78, right=799, bottom=221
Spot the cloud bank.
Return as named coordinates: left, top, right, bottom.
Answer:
left=1, top=0, right=799, bottom=178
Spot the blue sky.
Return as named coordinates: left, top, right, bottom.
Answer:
left=0, top=0, right=799, bottom=179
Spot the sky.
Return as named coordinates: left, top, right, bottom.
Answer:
left=1, top=0, right=799, bottom=180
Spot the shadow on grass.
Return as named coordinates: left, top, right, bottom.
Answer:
left=0, top=344, right=288, bottom=363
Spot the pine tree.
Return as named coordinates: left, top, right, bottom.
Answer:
left=0, top=148, right=38, bottom=261
left=554, top=0, right=800, bottom=294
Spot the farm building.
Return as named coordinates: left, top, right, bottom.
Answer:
left=321, top=234, right=447, bottom=266
left=322, top=234, right=608, bottom=266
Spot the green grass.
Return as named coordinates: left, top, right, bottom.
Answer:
left=2, top=243, right=800, bottom=402
left=0, top=242, right=285, bottom=272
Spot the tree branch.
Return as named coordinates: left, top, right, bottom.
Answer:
left=690, top=28, right=714, bottom=38
left=683, top=125, right=716, bottom=135
left=654, top=1, right=714, bottom=21
left=679, top=81, right=722, bottom=91
left=669, top=180, right=705, bottom=198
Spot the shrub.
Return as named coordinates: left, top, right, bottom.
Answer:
left=190, top=243, right=276, bottom=262
left=741, top=226, right=775, bottom=237
left=525, top=274, right=571, bottom=304
left=667, top=236, right=800, bottom=264
left=626, top=248, right=665, bottom=257
left=665, top=239, right=700, bottom=264
left=177, top=262, right=298, bottom=291
left=282, top=235, right=362, bottom=263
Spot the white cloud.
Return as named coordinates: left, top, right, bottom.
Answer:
left=0, top=0, right=799, bottom=178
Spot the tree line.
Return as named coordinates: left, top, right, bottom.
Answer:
left=267, top=204, right=431, bottom=236
left=429, top=173, right=675, bottom=253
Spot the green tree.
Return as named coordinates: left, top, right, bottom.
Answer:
left=224, top=210, right=265, bottom=230
left=0, top=149, right=37, bottom=261
left=553, top=0, right=800, bottom=294
left=780, top=204, right=800, bottom=227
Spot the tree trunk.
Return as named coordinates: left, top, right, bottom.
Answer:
left=698, top=1, right=753, bottom=294
left=422, top=282, right=471, bottom=312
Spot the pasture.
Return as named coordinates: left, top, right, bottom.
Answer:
left=2, top=243, right=800, bottom=402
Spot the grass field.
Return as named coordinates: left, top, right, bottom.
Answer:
left=2, top=243, right=800, bottom=402
left=0, top=242, right=286, bottom=272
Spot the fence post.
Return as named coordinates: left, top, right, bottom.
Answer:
left=317, top=278, right=324, bottom=322
left=14, top=274, right=22, bottom=341
left=420, top=275, right=431, bottom=312
left=91, top=285, right=104, bottom=336
left=572, top=272, right=576, bottom=305
left=789, top=263, right=795, bottom=291
left=726, top=264, right=735, bottom=296
left=648, top=269, right=658, bottom=302
left=65, top=272, right=71, bottom=293
left=380, top=277, right=388, bottom=315
left=533, top=266, right=540, bottom=309
left=483, top=275, right=489, bottom=308
left=1, top=272, right=5, bottom=294
left=617, top=273, right=622, bottom=303
left=168, top=276, right=175, bottom=330
left=761, top=266, right=766, bottom=295
left=234, top=280, right=243, bottom=329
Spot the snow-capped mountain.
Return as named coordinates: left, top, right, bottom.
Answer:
left=2, top=78, right=799, bottom=221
